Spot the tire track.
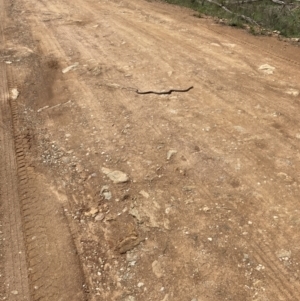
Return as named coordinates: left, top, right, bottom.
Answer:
left=1, top=0, right=87, bottom=299
left=8, top=80, right=87, bottom=300
left=248, top=237, right=300, bottom=300
left=0, top=0, right=30, bottom=298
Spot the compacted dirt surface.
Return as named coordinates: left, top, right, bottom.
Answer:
left=1, top=0, right=300, bottom=300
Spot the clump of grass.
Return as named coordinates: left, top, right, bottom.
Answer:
left=228, top=16, right=244, bottom=27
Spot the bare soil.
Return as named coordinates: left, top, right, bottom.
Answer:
left=1, top=0, right=300, bottom=300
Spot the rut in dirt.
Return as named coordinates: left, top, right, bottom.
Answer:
left=0, top=0, right=87, bottom=299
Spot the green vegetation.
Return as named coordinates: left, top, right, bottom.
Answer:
left=163, top=0, right=300, bottom=37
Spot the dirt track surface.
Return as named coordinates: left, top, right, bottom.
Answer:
left=1, top=0, right=300, bottom=300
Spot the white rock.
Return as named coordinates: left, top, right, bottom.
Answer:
left=62, top=62, right=79, bottom=74
left=291, top=38, right=299, bottom=42
left=126, top=252, right=138, bottom=262
left=203, top=206, right=210, bottom=212
left=84, top=207, right=99, bottom=217
left=101, top=185, right=112, bottom=200
left=286, top=88, right=299, bottom=97
left=124, top=296, right=135, bottom=301
left=162, top=294, right=169, bottom=301
left=137, top=282, right=144, bottom=287
left=152, top=260, right=163, bottom=278
left=258, top=64, right=275, bottom=74
left=95, top=213, right=105, bottom=221
left=167, top=149, right=177, bottom=160
left=276, top=249, right=291, bottom=260
left=139, top=190, right=149, bottom=198
left=101, top=167, right=129, bottom=183
left=222, top=43, right=236, bottom=48
left=163, top=218, right=170, bottom=230
left=11, top=88, right=19, bottom=100
left=255, top=264, right=265, bottom=271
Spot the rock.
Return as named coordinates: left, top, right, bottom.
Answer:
left=129, top=207, right=143, bottom=223
left=105, top=214, right=115, bottom=221
left=76, top=164, right=84, bottom=173
left=233, top=125, right=246, bottom=133
left=139, top=190, right=149, bottom=198
left=163, top=218, right=170, bottom=230
left=167, top=149, right=177, bottom=160
left=95, top=213, right=105, bottom=221
left=137, top=282, right=144, bottom=287
left=183, top=186, right=195, bottom=192
left=11, top=291, right=19, bottom=295
left=276, top=249, right=291, bottom=261
left=62, top=62, right=79, bottom=74
left=222, top=43, right=236, bottom=48
left=117, top=235, right=144, bottom=254
left=152, top=260, right=163, bottom=278
left=258, top=64, right=275, bottom=75
left=101, top=167, right=129, bottom=183
left=61, top=156, right=70, bottom=164
left=162, top=294, right=169, bottom=301
left=100, top=185, right=112, bottom=200
left=255, top=264, right=265, bottom=271
left=84, top=207, right=99, bottom=217
left=124, top=296, right=136, bottom=301
left=286, top=88, right=299, bottom=97
left=203, top=206, right=210, bottom=212
left=126, top=252, right=138, bottom=262
left=107, top=83, right=121, bottom=89
left=11, top=88, right=19, bottom=100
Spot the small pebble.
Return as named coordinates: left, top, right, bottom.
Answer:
left=137, top=282, right=144, bottom=288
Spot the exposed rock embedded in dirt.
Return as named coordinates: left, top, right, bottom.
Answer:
left=166, top=149, right=177, bottom=160
left=152, top=260, right=164, bottom=278
left=62, top=62, right=79, bottom=74
left=101, top=167, right=129, bottom=183
left=10, top=88, right=19, bottom=100
left=258, top=64, right=275, bottom=74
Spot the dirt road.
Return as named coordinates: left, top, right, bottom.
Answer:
left=1, top=0, right=300, bottom=300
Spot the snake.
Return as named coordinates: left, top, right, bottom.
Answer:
left=136, top=86, right=193, bottom=95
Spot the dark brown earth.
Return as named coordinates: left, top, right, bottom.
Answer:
left=1, top=0, right=300, bottom=300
